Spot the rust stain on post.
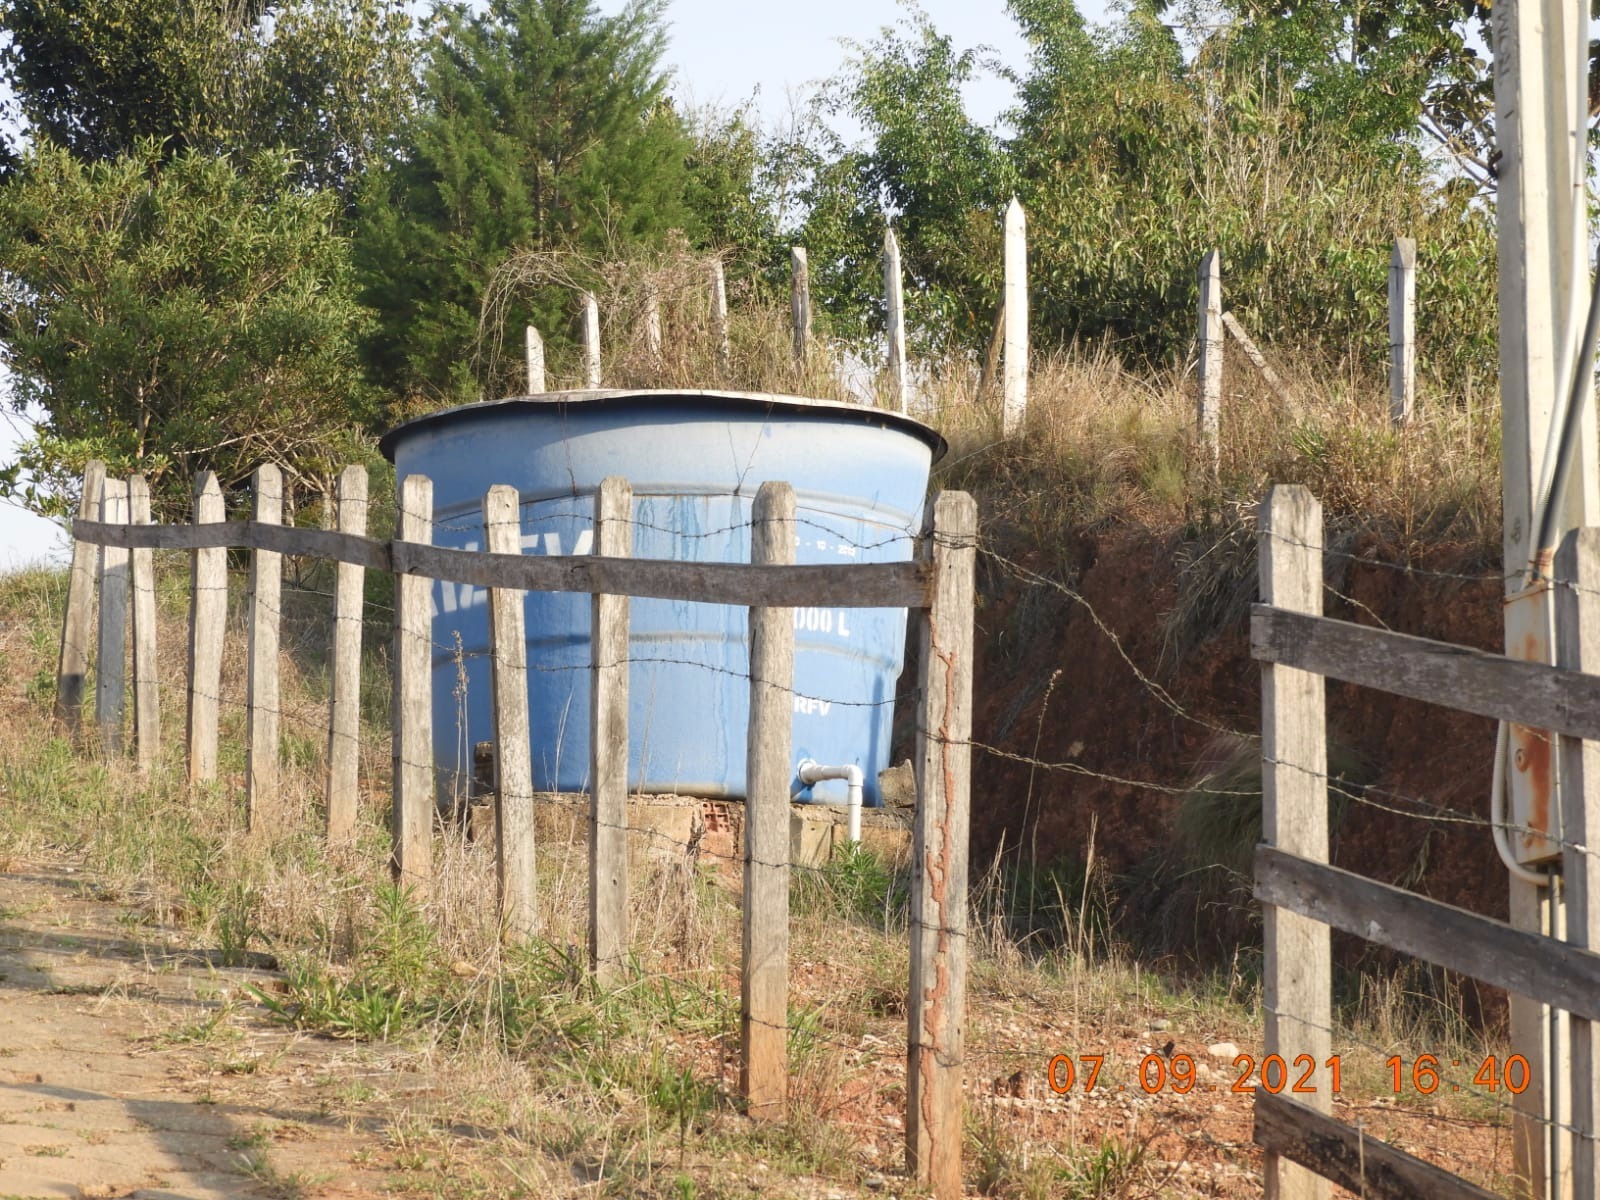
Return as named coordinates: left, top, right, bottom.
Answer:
left=1512, top=723, right=1553, bottom=849
left=1510, top=629, right=1554, bottom=848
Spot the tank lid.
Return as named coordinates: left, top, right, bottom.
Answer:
left=377, top=388, right=948, bottom=463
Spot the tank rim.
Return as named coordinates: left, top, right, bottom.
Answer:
left=377, top=388, right=948, bottom=464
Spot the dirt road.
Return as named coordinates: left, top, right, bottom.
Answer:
left=0, top=857, right=408, bottom=1199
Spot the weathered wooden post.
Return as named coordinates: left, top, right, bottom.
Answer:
left=56, top=460, right=105, bottom=735
left=582, top=291, right=602, bottom=388
left=95, top=477, right=130, bottom=755
left=326, top=465, right=368, bottom=845
left=1389, top=237, right=1417, bottom=426
left=907, top=490, right=976, bottom=1199
left=128, top=474, right=160, bottom=770
left=393, top=473, right=435, bottom=898
left=1197, top=249, right=1223, bottom=474
left=710, top=259, right=731, bottom=376
left=790, top=247, right=811, bottom=369
left=526, top=325, right=546, bottom=394
left=590, top=476, right=632, bottom=984
left=246, top=464, right=283, bottom=834
left=743, top=480, right=795, bottom=1120
left=1258, top=484, right=1331, bottom=1200
left=187, top=472, right=226, bottom=785
left=1002, top=199, right=1028, bottom=436
left=885, top=227, right=909, bottom=414
left=1558, top=527, right=1600, bottom=1200
left=484, top=484, right=536, bottom=939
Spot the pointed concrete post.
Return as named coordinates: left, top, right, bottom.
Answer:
left=582, top=291, right=602, bottom=388
left=885, top=227, right=909, bottom=413
left=1389, top=238, right=1417, bottom=426
left=1002, top=199, right=1028, bottom=436
left=525, top=325, right=546, bottom=394
left=643, top=281, right=662, bottom=376
left=1197, top=249, right=1223, bottom=474
left=710, top=259, right=731, bottom=376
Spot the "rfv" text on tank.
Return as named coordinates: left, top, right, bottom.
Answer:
left=792, top=607, right=851, bottom=638
left=793, top=695, right=832, bottom=716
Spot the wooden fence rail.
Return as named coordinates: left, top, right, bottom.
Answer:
left=1253, top=483, right=1600, bottom=1200
left=57, top=459, right=976, bottom=1200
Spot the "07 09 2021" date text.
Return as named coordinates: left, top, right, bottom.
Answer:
left=1045, top=1053, right=1345, bottom=1096
left=1045, top=1052, right=1534, bottom=1096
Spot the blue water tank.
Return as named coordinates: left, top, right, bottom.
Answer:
left=378, top=389, right=946, bottom=807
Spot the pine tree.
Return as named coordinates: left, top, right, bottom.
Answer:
left=356, top=0, right=699, bottom=411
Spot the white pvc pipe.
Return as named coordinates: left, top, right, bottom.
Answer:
left=796, top=758, right=864, bottom=844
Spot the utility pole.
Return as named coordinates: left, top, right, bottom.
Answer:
left=1493, top=1, right=1597, bottom=1196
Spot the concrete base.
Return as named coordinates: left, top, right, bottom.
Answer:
left=467, top=792, right=912, bottom=871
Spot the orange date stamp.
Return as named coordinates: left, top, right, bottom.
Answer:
left=1046, top=1053, right=1344, bottom=1096
left=1044, top=1052, right=1532, bottom=1096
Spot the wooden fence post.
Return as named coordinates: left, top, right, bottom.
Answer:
left=484, top=484, right=536, bottom=939
left=246, top=464, right=283, bottom=834
left=187, top=472, right=226, bottom=785
left=393, top=473, right=435, bottom=898
left=907, top=490, right=976, bottom=1199
left=710, top=260, right=731, bottom=376
left=790, top=247, right=810, bottom=369
left=885, top=227, right=909, bottom=414
left=582, top=291, right=602, bottom=388
left=128, top=474, right=160, bottom=771
left=526, top=325, right=546, bottom=394
left=590, top=476, right=632, bottom=984
left=1003, top=198, right=1028, bottom=437
left=56, top=460, right=105, bottom=735
left=1198, top=249, right=1223, bottom=474
left=1558, top=527, right=1600, bottom=1200
left=1258, top=484, right=1331, bottom=1200
left=743, top=480, right=795, bottom=1120
left=95, top=477, right=130, bottom=755
left=1390, top=237, right=1417, bottom=426
left=326, top=465, right=368, bottom=846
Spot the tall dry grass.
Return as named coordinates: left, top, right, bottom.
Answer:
left=928, top=339, right=1500, bottom=560
left=475, top=237, right=854, bottom=403
left=476, top=241, right=1502, bottom=572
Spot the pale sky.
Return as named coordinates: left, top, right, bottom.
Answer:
left=0, top=0, right=1104, bottom=568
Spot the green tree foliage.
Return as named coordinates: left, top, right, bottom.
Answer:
left=355, top=0, right=704, bottom=410
left=0, top=143, right=376, bottom=516
left=1005, top=0, right=1498, bottom=381
left=681, top=104, right=785, bottom=277
left=0, top=0, right=416, bottom=198
left=1171, top=0, right=1496, bottom=185
left=785, top=1, right=1496, bottom=387
left=792, top=15, right=1013, bottom=349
